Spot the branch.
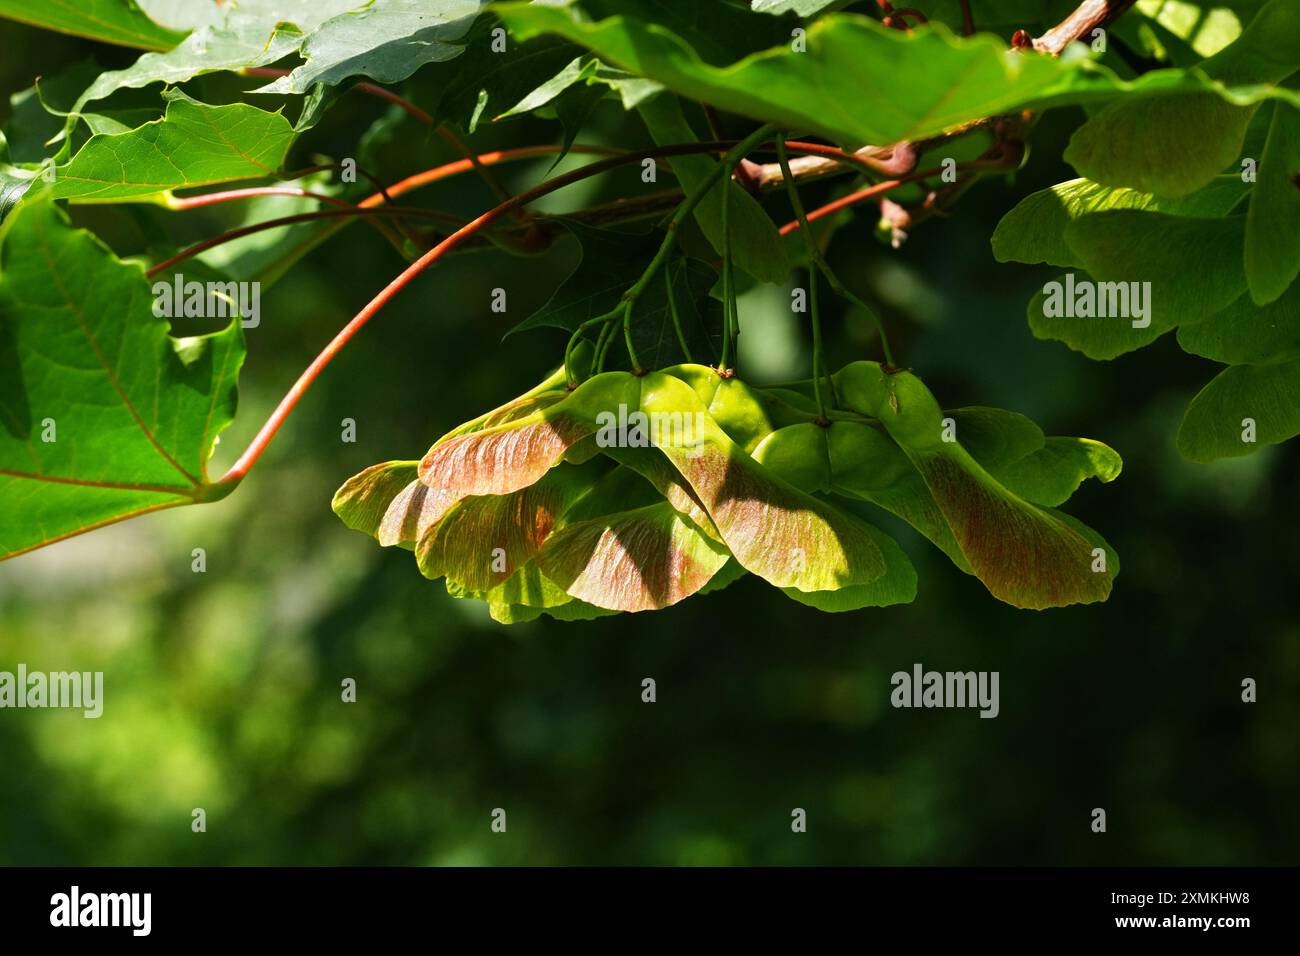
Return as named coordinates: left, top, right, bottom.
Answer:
left=243, top=66, right=515, bottom=210
left=758, top=0, right=1140, bottom=195
left=212, top=140, right=780, bottom=487
left=1019, top=0, right=1138, bottom=56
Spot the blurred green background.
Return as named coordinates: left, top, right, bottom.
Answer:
left=1, top=17, right=1297, bottom=867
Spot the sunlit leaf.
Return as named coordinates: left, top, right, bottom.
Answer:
left=499, top=1, right=1300, bottom=150
left=1177, top=359, right=1300, bottom=460
left=1176, top=282, right=1300, bottom=365
left=253, top=0, right=484, bottom=95
left=0, top=198, right=243, bottom=560
left=0, top=0, right=184, bottom=51
left=992, top=176, right=1249, bottom=268
left=1244, top=102, right=1300, bottom=304
left=50, top=92, right=295, bottom=202
left=1027, top=213, right=1247, bottom=359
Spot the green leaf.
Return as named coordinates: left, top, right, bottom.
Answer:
left=0, top=198, right=244, bottom=560
left=414, top=14, right=584, bottom=132
left=992, top=176, right=1249, bottom=268
left=1196, top=0, right=1300, bottom=87
left=0, top=170, right=36, bottom=222
left=989, top=437, right=1123, bottom=508
left=833, top=366, right=1118, bottom=609
left=1177, top=359, right=1300, bottom=460
left=750, top=0, right=840, bottom=15
left=1028, top=213, right=1247, bottom=359
left=509, top=223, right=724, bottom=366
left=74, top=23, right=307, bottom=111
left=3, top=59, right=103, bottom=164
left=50, top=92, right=295, bottom=203
left=66, top=2, right=433, bottom=127
left=509, top=224, right=656, bottom=337
left=496, top=3, right=1080, bottom=146
left=536, top=500, right=731, bottom=612
left=1132, top=0, right=1256, bottom=59
left=630, top=257, right=725, bottom=369
left=1064, top=92, right=1258, bottom=198
left=1064, top=0, right=1300, bottom=197
left=1245, top=102, right=1300, bottom=304
left=252, top=0, right=483, bottom=95
left=0, top=0, right=185, bottom=51
left=1177, top=282, right=1300, bottom=364
left=499, top=2, right=1300, bottom=150
left=637, top=94, right=787, bottom=284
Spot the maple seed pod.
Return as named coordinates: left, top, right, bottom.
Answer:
left=660, top=363, right=775, bottom=452
left=836, top=362, right=945, bottom=447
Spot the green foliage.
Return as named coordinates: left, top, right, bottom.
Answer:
left=1177, top=360, right=1300, bottom=460
left=251, top=0, right=481, bottom=95
left=49, top=92, right=295, bottom=201
left=0, top=0, right=184, bottom=50
left=498, top=1, right=1299, bottom=148
left=638, top=94, right=788, bottom=283
left=509, top=223, right=724, bottom=368
left=3, top=0, right=1299, bottom=869
left=1245, top=102, right=1300, bottom=304
left=0, top=0, right=1296, bottom=617
left=0, top=198, right=243, bottom=558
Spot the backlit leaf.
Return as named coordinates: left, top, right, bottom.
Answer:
left=0, top=198, right=243, bottom=560
left=50, top=92, right=295, bottom=202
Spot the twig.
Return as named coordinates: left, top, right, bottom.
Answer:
left=243, top=66, right=515, bottom=211
left=777, top=138, right=895, bottom=369
left=213, top=137, right=779, bottom=486
left=1019, top=0, right=1138, bottom=56
left=959, top=0, right=976, bottom=35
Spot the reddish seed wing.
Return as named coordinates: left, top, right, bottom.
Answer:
left=536, top=502, right=729, bottom=612
left=332, top=461, right=459, bottom=549
left=416, top=479, right=570, bottom=591
left=913, top=449, right=1112, bottom=609
left=418, top=374, right=634, bottom=498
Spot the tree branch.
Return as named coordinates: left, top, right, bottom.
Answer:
left=1021, top=0, right=1138, bottom=56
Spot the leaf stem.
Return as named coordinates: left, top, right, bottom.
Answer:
left=146, top=207, right=464, bottom=278
left=620, top=124, right=778, bottom=376
left=807, top=266, right=829, bottom=422
left=664, top=259, right=694, bottom=363
left=243, top=66, right=516, bottom=211
left=778, top=154, right=1017, bottom=235
left=719, top=172, right=736, bottom=371
left=215, top=141, right=761, bottom=486
left=776, top=138, right=895, bottom=369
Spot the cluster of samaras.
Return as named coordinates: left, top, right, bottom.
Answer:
left=334, top=360, right=1121, bottom=622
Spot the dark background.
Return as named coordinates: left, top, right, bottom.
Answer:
left=0, top=11, right=1295, bottom=866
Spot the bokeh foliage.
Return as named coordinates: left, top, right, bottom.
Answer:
left=0, top=4, right=1297, bottom=865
